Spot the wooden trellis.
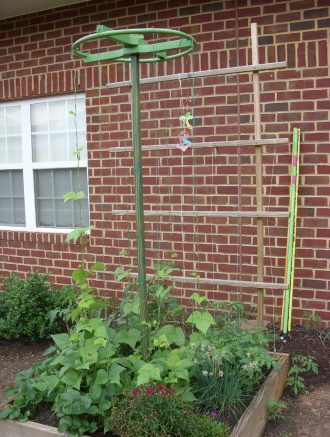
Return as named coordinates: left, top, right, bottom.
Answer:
left=109, top=23, right=291, bottom=327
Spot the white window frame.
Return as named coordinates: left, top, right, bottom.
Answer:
left=0, top=94, right=89, bottom=233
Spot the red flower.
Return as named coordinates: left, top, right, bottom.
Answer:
left=156, top=385, right=165, bottom=391
left=131, top=389, right=139, bottom=396
left=146, top=387, right=154, bottom=394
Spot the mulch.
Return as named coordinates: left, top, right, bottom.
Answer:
left=0, top=338, right=51, bottom=399
left=264, top=326, right=330, bottom=437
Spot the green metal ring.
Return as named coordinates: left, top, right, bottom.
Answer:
left=72, top=27, right=197, bottom=63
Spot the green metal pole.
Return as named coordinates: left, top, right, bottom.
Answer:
left=131, top=54, right=149, bottom=357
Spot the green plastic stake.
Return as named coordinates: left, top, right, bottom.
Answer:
left=282, top=128, right=300, bottom=334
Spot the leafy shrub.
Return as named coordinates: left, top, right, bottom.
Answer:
left=0, top=272, right=75, bottom=341
left=187, top=317, right=277, bottom=420
left=267, top=399, right=287, bottom=421
left=286, top=354, right=318, bottom=396
left=110, top=385, right=229, bottom=437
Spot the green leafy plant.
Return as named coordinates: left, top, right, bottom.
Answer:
left=110, top=384, right=229, bottom=437
left=286, top=354, right=318, bottom=396
left=303, top=311, right=323, bottom=330
left=189, top=324, right=277, bottom=420
left=267, top=399, right=287, bottom=421
left=0, top=273, right=75, bottom=341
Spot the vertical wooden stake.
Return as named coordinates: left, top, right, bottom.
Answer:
left=251, top=23, right=264, bottom=326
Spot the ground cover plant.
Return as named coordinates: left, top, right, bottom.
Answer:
left=0, top=241, right=279, bottom=436
left=0, top=272, right=76, bottom=341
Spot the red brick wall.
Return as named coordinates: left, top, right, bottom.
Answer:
left=0, top=0, right=329, bottom=326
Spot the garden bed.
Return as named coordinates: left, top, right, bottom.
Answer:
left=0, top=352, right=289, bottom=437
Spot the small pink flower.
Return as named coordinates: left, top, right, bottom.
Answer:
left=146, top=387, right=154, bottom=394
left=157, top=385, right=165, bottom=391
left=131, top=389, right=139, bottom=396
left=210, top=411, right=218, bottom=418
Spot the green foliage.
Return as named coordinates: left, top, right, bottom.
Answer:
left=186, top=310, right=216, bottom=335
left=1, top=247, right=278, bottom=436
left=0, top=273, right=75, bottom=341
left=189, top=324, right=278, bottom=420
left=65, top=226, right=93, bottom=244
left=63, top=191, right=85, bottom=203
left=303, top=311, right=323, bottom=330
left=267, top=399, right=287, bottom=422
left=110, top=385, right=229, bottom=437
left=286, top=354, right=318, bottom=396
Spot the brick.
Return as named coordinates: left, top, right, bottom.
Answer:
left=0, top=0, right=328, bottom=326
left=258, top=35, right=273, bottom=45
left=201, top=2, right=223, bottom=12
left=137, top=13, right=156, bottom=22
left=264, top=102, right=288, bottom=112
left=303, top=29, right=328, bottom=40
left=179, top=6, right=200, bottom=16
left=304, top=8, right=329, bottom=19
left=290, top=20, right=315, bottom=31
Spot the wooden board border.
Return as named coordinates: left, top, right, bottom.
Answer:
left=230, top=352, right=290, bottom=437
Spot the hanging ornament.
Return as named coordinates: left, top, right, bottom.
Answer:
left=177, top=112, right=193, bottom=151
left=177, top=130, right=191, bottom=151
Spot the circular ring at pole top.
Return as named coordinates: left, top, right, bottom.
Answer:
left=72, top=27, right=197, bottom=63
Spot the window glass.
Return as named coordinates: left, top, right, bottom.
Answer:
left=35, top=168, right=88, bottom=228
left=49, top=100, right=67, bottom=131
left=7, top=136, right=22, bottom=163
left=31, top=103, right=48, bottom=132
left=0, top=106, right=22, bottom=164
left=0, top=171, right=25, bottom=225
left=6, top=106, right=21, bottom=134
left=32, top=134, right=49, bottom=162
left=50, top=132, right=68, bottom=161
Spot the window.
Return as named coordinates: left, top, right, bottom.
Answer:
left=0, top=95, right=89, bottom=230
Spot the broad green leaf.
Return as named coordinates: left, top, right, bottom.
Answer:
left=181, top=387, right=196, bottom=402
left=0, top=408, right=11, bottom=419
left=74, top=191, right=85, bottom=200
left=51, top=333, right=70, bottom=350
left=95, top=369, right=109, bottom=385
left=98, top=400, right=112, bottom=412
left=108, top=363, right=125, bottom=385
left=153, top=334, right=170, bottom=348
left=72, top=267, right=89, bottom=285
left=34, top=381, right=48, bottom=392
left=114, top=328, right=140, bottom=349
left=131, top=295, right=140, bottom=314
left=66, top=226, right=93, bottom=243
left=172, top=367, right=189, bottom=381
left=114, top=266, right=132, bottom=281
left=186, top=310, right=216, bottom=335
left=156, top=325, right=185, bottom=346
left=63, top=191, right=76, bottom=203
left=191, top=292, right=208, bottom=305
left=40, top=374, right=59, bottom=391
left=94, top=325, right=108, bottom=339
left=137, top=363, right=161, bottom=386
left=90, top=262, right=106, bottom=271
left=123, top=296, right=140, bottom=316
left=61, top=370, right=82, bottom=390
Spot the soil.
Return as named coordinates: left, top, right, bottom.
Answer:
left=264, top=326, right=330, bottom=437
left=0, top=327, right=329, bottom=437
left=0, top=338, right=51, bottom=399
